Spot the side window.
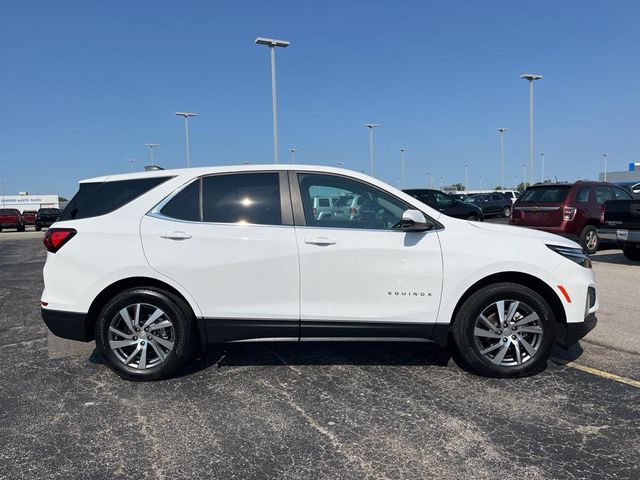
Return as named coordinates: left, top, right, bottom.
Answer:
left=434, top=192, right=455, bottom=207
left=298, top=173, right=408, bottom=230
left=318, top=198, right=330, bottom=207
left=491, top=194, right=502, bottom=201
left=575, top=187, right=590, bottom=203
left=612, top=188, right=633, bottom=200
left=202, top=173, right=281, bottom=225
left=160, top=180, right=200, bottom=221
left=595, top=187, right=612, bottom=204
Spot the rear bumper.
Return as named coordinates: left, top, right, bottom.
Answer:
left=597, top=228, right=640, bottom=243
left=41, top=308, right=92, bottom=342
left=556, top=313, right=597, bottom=347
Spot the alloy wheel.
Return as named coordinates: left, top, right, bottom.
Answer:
left=108, top=303, right=175, bottom=369
left=585, top=231, right=597, bottom=251
left=473, top=300, right=544, bottom=366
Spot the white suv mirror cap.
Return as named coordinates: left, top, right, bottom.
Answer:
left=401, top=209, right=432, bottom=231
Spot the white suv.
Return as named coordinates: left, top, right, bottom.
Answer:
left=41, top=165, right=598, bottom=380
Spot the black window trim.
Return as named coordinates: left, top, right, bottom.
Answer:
left=148, top=171, right=293, bottom=227
left=288, top=171, right=443, bottom=231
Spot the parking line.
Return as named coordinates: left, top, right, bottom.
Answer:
left=552, top=357, right=640, bottom=388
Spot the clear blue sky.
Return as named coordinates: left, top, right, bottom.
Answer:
left=1, top=0, right=638, bottom=197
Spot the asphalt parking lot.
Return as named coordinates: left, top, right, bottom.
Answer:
left=1, top=228, right=639, bottom=479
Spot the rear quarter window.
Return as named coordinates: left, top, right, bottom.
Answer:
left=59, top=177, right=172, bottom=221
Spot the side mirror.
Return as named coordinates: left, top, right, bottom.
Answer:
left=401, top=209, right=433, bottom=231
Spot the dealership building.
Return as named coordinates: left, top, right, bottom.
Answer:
left=599, top=162, right=640, bottom=185
left=0, top=194, right=60, bottom=212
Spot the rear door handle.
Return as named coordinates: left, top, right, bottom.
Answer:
left=160, top=231, right=192, bottom=240
left=304, top=237, right=336, bottom=246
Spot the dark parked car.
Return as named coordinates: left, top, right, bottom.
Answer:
left=598, top=198, right=640, bottom=261
left=403, top=189, right=483, bottom=221
left=22, top=210, right=37, bottom=225
left=35, top=208, right=61, bottom=231
left=510, top=181, right=634, bottom=254
left=465, top=193, right=512, bottom=218
left=0, top=208, right=25, bottom=232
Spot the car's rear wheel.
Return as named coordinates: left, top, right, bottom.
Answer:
left=580, top=225, right=599, bottom=254
left=622, top=244, right=640, bottom=261
left=451, top=282, right=555, bottom=377
left=95, top=288, right=196, bottom=381
left=466, top=214, right=478, bottom=221
left=35, top=225, right=42, bottom=231
left=17, top=225, right=25, bottom=232
left=502, top=206, right=511, bottom=218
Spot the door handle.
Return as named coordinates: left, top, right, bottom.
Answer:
left=304, top=237, right=336, bottom=246
left=159, top=231, right=192, bottom=240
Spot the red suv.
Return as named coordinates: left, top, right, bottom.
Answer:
left=510, top=181, right=634, bottom=254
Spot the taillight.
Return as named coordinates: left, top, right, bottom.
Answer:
left=599, top=204, right=605, bottom=224
left=43, top=228, right=77, bottom=253
left=563, top=206, right=577, bottom=221
left=349, top=207, right=357, bottom=215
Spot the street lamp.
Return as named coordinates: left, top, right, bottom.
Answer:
left=440, top=176, right=444, bottom=191
left=464, top=163, right=469, bottom=191
left=520, top=73, right=543, bottom=184
left=603, top=153, right=608, bottom=182
left=127, top=159, right=137, bottom=172
left=497, top=128, right=508, bottom=189
left=540, top=152, right=545, bottom=182
left=522, top=163, right=527, bottom=186
left=289, top=148, right=299, bottom=164
left=144, top=144, right=159, bottom=166
left=399, top=148, right=408, bottom=188
left=255, top=37, right=290, bottom=164
left=479, top=175, right=483, bottom=190
left=0, top=180, right=5, bottom=206
left=363, top=124, right=379, bottom=176
left=175, top=112, right=197, bottom=167
left=426, top=172, right=432, bottom=188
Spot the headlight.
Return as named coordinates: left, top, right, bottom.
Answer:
left=546, top=244, right=592, bottom=268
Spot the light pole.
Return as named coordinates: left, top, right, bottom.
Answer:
left=127, top=159, right=137, bottom=172
left=464, top=163, right=469, bottom=191
left=399, top=148, right=408, bottom=187
left=175, top=112, right=197, bottom=167
left=144, top=144, right=159, bottom=166
left=603, top=154, right=608, bottom=182
left=440, top=176, right=444, bottom=191
left=0, top=181, right=5, bottom=206
left=426, top=172, right=432, bottom=188
left=513, top=176, right=518, bottom=190
left=363, top=124, right=379, bottom=176
left=289, top=148, right=298, bottom=164
left=337, top=161, right=344, bottom=167
left=497, top=128, right=507, bottom=189
left=540, top=152, right=545, bottom=182
left=255, top=37, right=290, bottom=164
left=479, top=175, right=483, bottom=190
left=522, top=163, right=527, bottom=186
left=520, top=74, right=543, bottom=184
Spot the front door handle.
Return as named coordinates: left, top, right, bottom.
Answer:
left=160, top=231, right=192, bottom=240
left=304, top=237, right=336, bottom=246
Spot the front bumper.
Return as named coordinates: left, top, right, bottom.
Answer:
left=556, top=313, right=597, bottom=346
left=41, top=308, right=93, bottom=342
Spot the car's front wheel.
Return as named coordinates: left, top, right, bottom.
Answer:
left=95, top=288, right=196, bottom=381
left=451, top=282, right=555, bottom=377
left=502, top=206, right=511, bottom=218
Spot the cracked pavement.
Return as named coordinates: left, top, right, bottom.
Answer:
left=0, top=233, right=639, bottom=479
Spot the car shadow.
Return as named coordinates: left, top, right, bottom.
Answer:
left=552, top=342, right=585, bottom=363
left=590, top=251, right=637, bottom=266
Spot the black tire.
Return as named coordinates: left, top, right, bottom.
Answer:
left=451, top=282, right=555, bottom=378
left=35, top=225, right=42, bottom=231
left=579, top=225, right=599, bottom=254
left=95, top=287, right=196, bottom=381
left=17, top=225, right=25, bottom=232
left=465, top=215, right=478, bottom=221
left=502, top=206, right=511, bottom=218
left=622, top=244, right=640, bottom=261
